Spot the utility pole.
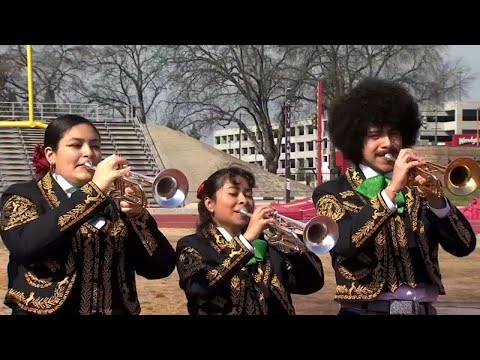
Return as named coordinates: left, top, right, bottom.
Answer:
left=433, top=116, right=438, bottom=146
left=284, top=87, right=292, bottom=203
left=239, top=113, right=242, bottom=160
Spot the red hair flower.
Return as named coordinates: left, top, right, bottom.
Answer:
left=32, top=143, right=50, bottom=175
left=196, top=181, right=206, bottom=200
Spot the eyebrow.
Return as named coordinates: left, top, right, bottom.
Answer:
left=67, top=137, right=100, bottom=143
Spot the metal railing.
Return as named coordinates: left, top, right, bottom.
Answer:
left=131, top=115, right=164, bottom=172
left=0, top=102, right=133, bottom=124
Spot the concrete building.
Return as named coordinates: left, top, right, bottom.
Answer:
left=419, top=100, right=480, bottom=146
left=214, top=119, right=320, bottom=187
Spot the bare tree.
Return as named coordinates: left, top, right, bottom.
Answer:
left=70, top=45, right=168, bottom=123
left=291, top=45, right=474, bottom=177
left=164, top=45, right=320, bottom=173
left=0, top=45, right=88, bottom=104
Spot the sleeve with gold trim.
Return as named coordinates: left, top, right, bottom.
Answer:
left=312, top=182, right=394, bottom=256
left=0, top=181, right=108, bottom=264
left=426, top=199, right=476, bottom=256
left=176, top=234, right=254, bottom=300
left=125, top=209, right=176, bottom=279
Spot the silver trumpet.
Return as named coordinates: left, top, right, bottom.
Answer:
left=239, top=208, right=338, bottom=254
left=84, top=160, right=189, bottom=208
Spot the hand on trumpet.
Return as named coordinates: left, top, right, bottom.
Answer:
left=119, top=187, right=145, bottom=218
left=386, top=148, right=425, bottom=201
left=90, top=154, right=132, bottom=194
left=242, top=206, right=277, bottom=243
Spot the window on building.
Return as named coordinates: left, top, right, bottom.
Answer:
left=297, top=173, right=306, bottom=181
left=291, top=127, right=296, bottom=136
left=298, top=142, right=305, bottom=151
left=249, top=147, right=255, bottom=154
left=291, top=143, right=296, bottom=152
left=298, top=158, right=305, bottom=168
left=307, top=158, right=314, bottom=167
left=221, top=136, right=227, bottom=144
left=257, top=161, right=262, bottom=166
left=323, top=155, right=328, bottom=162
left=280, top=160, right=285, bottom=168
left=281, top=144, right=285, bottom=153
left=215, top=136, right=220, bottom=145
left=228, top=149, right=234, bottom=154
left=273, top=129, right=278, bottom=138
left=323, top=139, right=327, bottom=149
left=290, top=161, right=295, bottom=168
left=243, top=133, right=248, bottom=141
left=307, top=141, right=314, bottom=151
left=307, top=125, right=314, bottom=134
left=243, top=148, right=248, bottom=155
left=462, top=109, right=478, bottom=121
left=289, top=174, right=296, bottom=180
left=235, top=134, right=240, bottom=141
left=222, top=150, right=227, bottom=153
left=298, top=126, right=305, bottom=136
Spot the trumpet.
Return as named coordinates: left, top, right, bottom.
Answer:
left=385, top=152, right=480, bottom=196
left=239, top=208, right=338, bottom=254
left=84, top=160, right=189, bottom=208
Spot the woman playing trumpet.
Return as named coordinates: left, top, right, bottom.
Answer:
left=0, top=114, right=176, bottom=315
left=176, top=166, right=324, bottom=315
left=312, top=78, right=476, bottom=315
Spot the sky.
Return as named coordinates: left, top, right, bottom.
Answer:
left=447, top=45, right=480, bottom=100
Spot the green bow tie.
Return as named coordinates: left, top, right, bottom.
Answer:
left=356, top=174, right=406, bottom=213
left=246, top=239, right=268, bottom=266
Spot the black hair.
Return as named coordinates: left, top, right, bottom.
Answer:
left=327, top=78, right=421, bottom=164
left=196, top=166, right=256, bottom=234
left=44, top=114, right=100, bottom=151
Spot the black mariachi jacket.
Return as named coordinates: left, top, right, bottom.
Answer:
left=0, top=172, right=176, bottom=315
left=176, top=223, right=324, bottom=315
left=312, top=165, right=476, bottom=301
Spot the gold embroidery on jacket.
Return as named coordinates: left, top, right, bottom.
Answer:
left=178, top=247, right=206, bottom=283
left=6, top=274, right=77, bottom=314
left=351, top=196, right=390, bottom=247
left=38, top=173, right=60, bottom=208
left=343, top=201, right=363, bottom=213
left=129, top=210, right=158, bottom=256
left=270, top=274, right=295, bottom=315
left=447, top=208, right=473, bottom=248
left=316, top=195, right=345, bottom=221
left=24, top=272, right=52, bottom=288
left=80, top=233, right=95, bottom=315
left=339, top=190, right=356, bottom=199
left=1, top=195, right=39, bottom=231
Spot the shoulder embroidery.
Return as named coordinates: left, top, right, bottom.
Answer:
left=1, top=195, right=39, bottom=231
left=316, top=195, right=345, bottom=221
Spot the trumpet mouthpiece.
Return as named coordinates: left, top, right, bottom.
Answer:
left=385, top=153, right=396, bottom=162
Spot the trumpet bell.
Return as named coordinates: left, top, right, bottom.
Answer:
left=444, top=157, right=480, bottom=196
left=304, top=215, right=338, bottom=254
left=152, top=168, right=189, bottom=208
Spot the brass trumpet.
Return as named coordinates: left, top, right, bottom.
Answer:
left=239, top=208, right=338, bottom=254
left=385, top=153, right=480, bottom=196
left=85, top=160, right=189, bottom=208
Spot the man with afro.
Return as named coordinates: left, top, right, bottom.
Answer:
left=313, top=78, right=476, bottom=315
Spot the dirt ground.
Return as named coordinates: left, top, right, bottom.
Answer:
left=1, top=228, right=479, bottom=315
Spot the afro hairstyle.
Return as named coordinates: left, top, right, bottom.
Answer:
left=327, top=78, right=422, bottom=164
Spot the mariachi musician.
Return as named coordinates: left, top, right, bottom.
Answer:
left=0, top=114, right=176, bottom=315
left=312, top=78, right=476, bottom=315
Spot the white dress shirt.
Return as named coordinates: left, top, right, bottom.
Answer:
left=52, top=173, right=106, bottom=230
